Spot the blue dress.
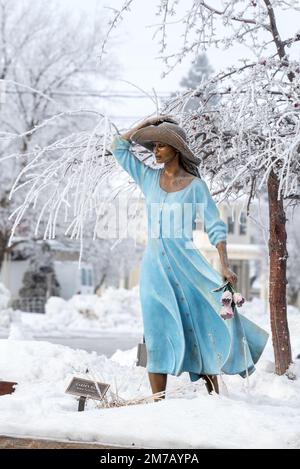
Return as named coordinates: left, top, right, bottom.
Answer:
left=111, top=135, right=269, bottom=382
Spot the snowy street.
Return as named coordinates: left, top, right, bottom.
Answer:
left=0, top=332, right=140, bottom=357
left=28, top=334, right=141, bottom=357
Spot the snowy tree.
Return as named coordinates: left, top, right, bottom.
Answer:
left=0, top=0, right=114, bottom=270
left=85, top=237, right=145, bottom=291
left=2, top=109, right=148, bottom=290
left=100, top=0, right=300, bottom=375
left=179, top=53, right=219, bottom=110
left=181, top=53, right=214, bottom=90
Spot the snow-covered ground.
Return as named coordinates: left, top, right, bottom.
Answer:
left=0, top=290, right=300, bottom=448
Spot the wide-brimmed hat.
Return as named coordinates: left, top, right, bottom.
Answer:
left=131, top=122, right=199, bottom=164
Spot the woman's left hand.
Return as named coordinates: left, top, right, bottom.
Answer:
left=221, top=266, right=238, bottom=285
left=140, top=115, right=178, bottom=127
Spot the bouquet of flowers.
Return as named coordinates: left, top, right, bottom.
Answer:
left=213, top=282, right=245, bottom=320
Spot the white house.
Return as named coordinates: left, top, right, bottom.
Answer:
left=193, top=201, right=268, bottom=303
left=0, top=239, right=94, bottom=313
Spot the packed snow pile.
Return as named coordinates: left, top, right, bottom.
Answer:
left=45, top=286, right=142, bottom=331
left=5, top=286, right=143, bottom=336
left=0, top=334, right=300, bottom=449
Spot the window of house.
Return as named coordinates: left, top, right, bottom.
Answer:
left=81, top=268, right=87, bottom=286
left=87, top=269, right=93, bottom=286
left=227, top=216, right=235, bottom=234
left=81, top=268, right=93, bottom=286
left=239, top=212, right=247, bottom=235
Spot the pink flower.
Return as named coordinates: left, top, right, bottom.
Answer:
left=220, top=305, right=234, bottom=320
left=221, top=290, right=232, bottom=306
left=233, top=292, right=245, bottom=307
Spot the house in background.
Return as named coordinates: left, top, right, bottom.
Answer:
left=0, top=239, right=94, bottom=313
left=48, top=240, right=94, bottom=297
left=193, top=201, right=268, bottom=303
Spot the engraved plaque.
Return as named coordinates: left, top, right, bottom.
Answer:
left=65, top=377, right=110, bottom=401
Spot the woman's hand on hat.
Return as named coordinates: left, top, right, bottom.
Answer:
left=141, top=115, right=178, bottom=127
left=121, top=115, right=177, bottom=141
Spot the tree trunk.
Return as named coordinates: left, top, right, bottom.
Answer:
left=267, top=169, right=292, bottom=375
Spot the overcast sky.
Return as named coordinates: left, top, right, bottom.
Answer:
left=62, top=0, right=300, bottom=128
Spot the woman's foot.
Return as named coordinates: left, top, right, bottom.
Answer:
left=201, top=375, right=219, bottom=394
left=148, top=372, right=167, bottom=402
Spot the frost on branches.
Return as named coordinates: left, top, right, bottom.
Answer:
left=1, top=113, right=148, bottom=265
left=0, top=0, right=113, bottom=270
left=164, top=58, right=300, bottom=207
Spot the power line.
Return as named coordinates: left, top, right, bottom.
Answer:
left=3, top=89, right=172, bottom=99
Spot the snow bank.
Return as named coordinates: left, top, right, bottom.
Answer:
left=49, top=286, right=142, bottom=329
left=19, top=286, right=143, bottom=336
left=0, top=338, right=300, bottom=449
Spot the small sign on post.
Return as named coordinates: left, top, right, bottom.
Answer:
left=65, top=377, right=110, bottom=412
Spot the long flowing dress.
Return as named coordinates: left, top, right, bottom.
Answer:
left=111, top=135, right=269, bottom=382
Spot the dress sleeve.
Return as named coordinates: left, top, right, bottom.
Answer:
left=111, top=135, right=155, bottom=195
left=196, top=179, right=228, bottom=247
